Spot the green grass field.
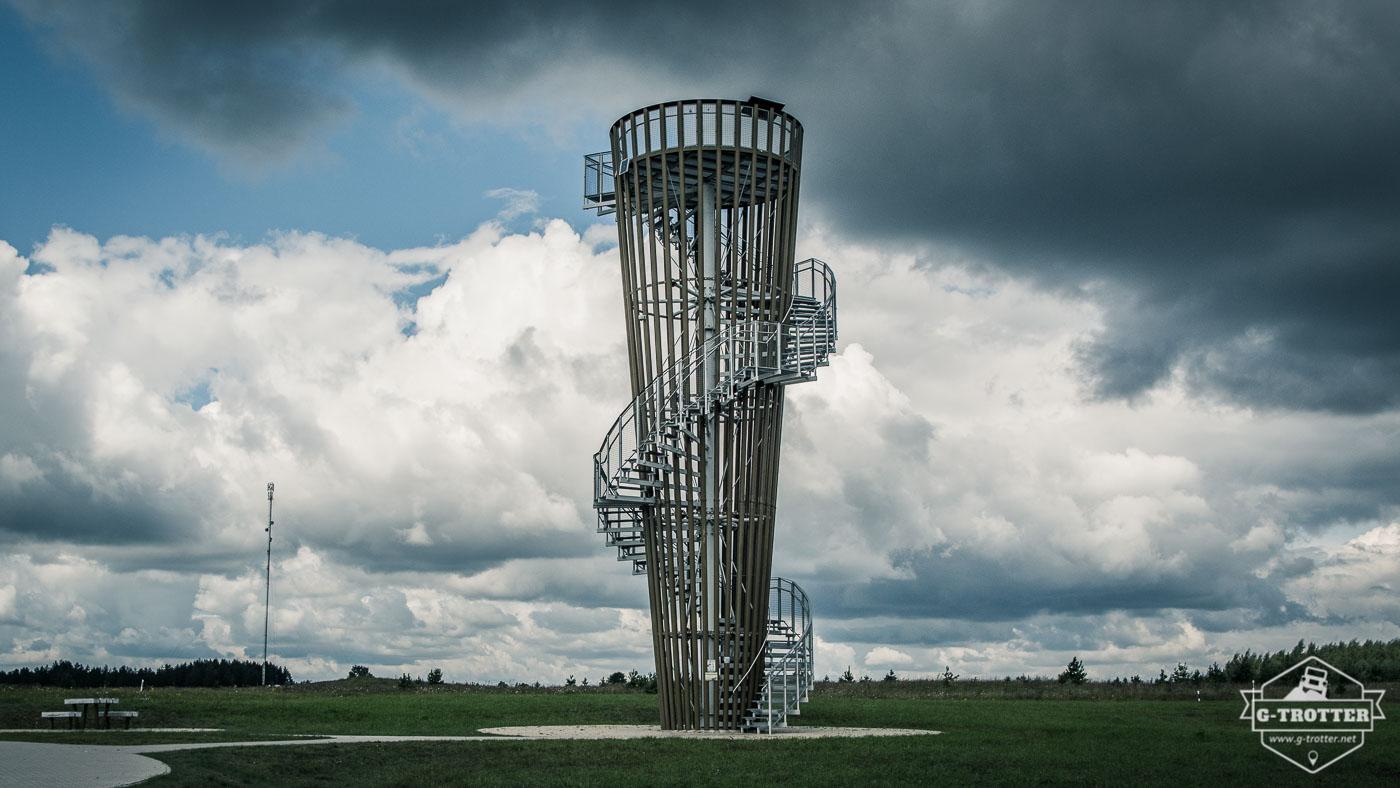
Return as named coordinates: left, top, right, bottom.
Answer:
left=2, top=680, right=1396, bottom=786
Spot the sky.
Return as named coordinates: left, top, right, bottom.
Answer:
left=1, top=0, right=1398, bottom=684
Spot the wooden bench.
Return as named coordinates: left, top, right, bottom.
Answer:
left=105, top=711, right=139, bottom=729
left=40, top=711, right=83, bottom=729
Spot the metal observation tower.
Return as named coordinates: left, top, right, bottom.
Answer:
left=584, top=97, right=837, bottom=731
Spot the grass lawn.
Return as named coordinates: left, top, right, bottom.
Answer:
left=0, top=680, right=657, bottom=739
left=2, top=680, right=1396, bottom=785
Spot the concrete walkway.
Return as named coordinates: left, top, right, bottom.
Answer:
left=1, top=726, right=938, bottom=786
left=1, top=735, right=504, bottom=788
left=2, top=740, right=171, bottom=788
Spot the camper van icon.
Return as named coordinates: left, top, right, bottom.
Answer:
left=1283, top=666, right=1329, bottom=701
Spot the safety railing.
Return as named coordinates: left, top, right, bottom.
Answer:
left=582, top=152, right=616, bottom=215
left=752, top=577, right=813, bottom=733
left=593, top=259, right=836, bottom=512
left=612, top=99, right=802, bottom=165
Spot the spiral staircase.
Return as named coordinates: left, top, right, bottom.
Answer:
left=739, top=577, right=815, bottom=732
left=592, top=257, right=834, bottom=731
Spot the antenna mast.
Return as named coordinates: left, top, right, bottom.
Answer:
left=262, top=482, right=274, bottom=686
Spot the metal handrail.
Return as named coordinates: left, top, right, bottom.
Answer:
left=582, top=152, right=616, bottom=214
left=732, top=628, right=769, bottom=692
left=611, top=99, right=802, bottom=165
left=593, top=259, right=836, bottom=514
left=756, top=578, right=813, bottom=733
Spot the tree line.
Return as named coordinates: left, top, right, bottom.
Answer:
left=8, top=637, right=1396, bottom=689
left=1057, top=637, right=1400, bottom=685
left=1213, top=637, right=1400, bottom=683
left=0, top=658, right=293, bottom=688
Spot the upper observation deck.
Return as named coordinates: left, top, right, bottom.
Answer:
left=584, top=97, right=804, bottom=216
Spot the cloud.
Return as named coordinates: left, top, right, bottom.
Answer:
left=0, top=221, right=629, bottom=571
left=1278, top=523, right=1400, bottom=623
left=0, top=219, right=1396, bottom=681
left=771, top=229, right=1399, bottom=675
left=5, top=1, right=1398, bottom=684
left=0, top=221, right=651, bottom=675
left=864, top=646, right=913, bottom=667
left=14, top=0, right=1398, bottom=412
left=484, top=188, right=541, bottom=221
left=10, top=0, right=353, bottom=168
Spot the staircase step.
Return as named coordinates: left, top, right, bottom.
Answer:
left=756, top=372, right=809, bottom=385
left=651, top=443, right=700, bottom=461
left=634, top=463, right=701, bottom=481
left=666, top=423, right=701, bottom=443
left=595, top=494, right=656, bottom=507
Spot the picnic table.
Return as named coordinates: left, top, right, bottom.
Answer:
left=63, top=697, right=120, bottom=729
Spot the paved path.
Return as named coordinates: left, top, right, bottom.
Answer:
left=2, top=740, right=171, bottom=788
left=2, top=726, right=938, bottom=786
left=1, top=735, right=503, bottom=788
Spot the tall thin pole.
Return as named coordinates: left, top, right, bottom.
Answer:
left=700, top=179, right=719, bottom=726
left=263, top=482, right=274, bottom=686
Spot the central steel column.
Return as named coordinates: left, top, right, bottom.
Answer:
left=701, top=177, right=719, bottom=727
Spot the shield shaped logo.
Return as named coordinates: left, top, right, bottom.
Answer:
left=1239, top=656, right=1386, bottom=773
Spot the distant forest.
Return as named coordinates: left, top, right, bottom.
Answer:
left=3, top=637, right=1397, bottom=688
left=0, top=658, right=292, bottom=688
left=1208, top=637, right=1400, bottom=683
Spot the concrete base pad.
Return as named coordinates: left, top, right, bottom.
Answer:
left=1, top=741, right=170, bottom=788
left=479, top=724, right=940, bottom=739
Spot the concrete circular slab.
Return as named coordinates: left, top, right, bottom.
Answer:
left=0, top=740, right=169, bottom=788
left=478, top=724, right=940, bottom=739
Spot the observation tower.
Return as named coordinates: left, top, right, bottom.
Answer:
left=584, top=98, right=836, bottom=731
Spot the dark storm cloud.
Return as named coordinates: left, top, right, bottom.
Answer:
left=319, top=526, right=594, bottom=575
left=530, top=606, right=620, bottom=636
left=10, top=0, right=353, bottom=165
left=818, top=616, right=1019, bottom=648
left=0, top=462, right=185, bottom=545
left=10, top=0, right=1398, bottom=408
left=809, top=546, right=1306, bottom=627
left=795, top=1, right=1400, bottom=413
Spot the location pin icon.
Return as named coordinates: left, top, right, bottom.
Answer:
left=1307, top=751, right=1319, bottom=766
